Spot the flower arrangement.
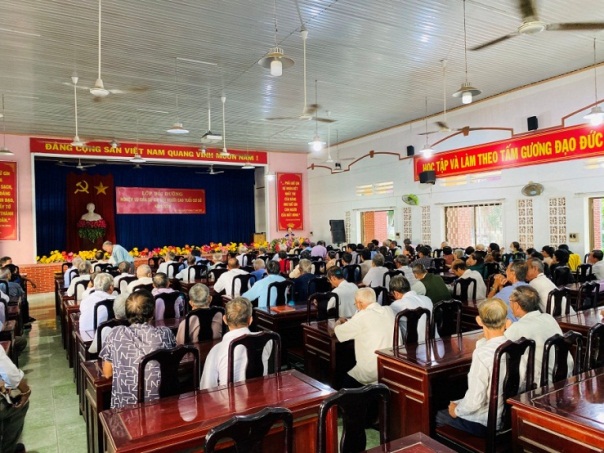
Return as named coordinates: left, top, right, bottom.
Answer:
left=76, top=219, right=107, bottom=242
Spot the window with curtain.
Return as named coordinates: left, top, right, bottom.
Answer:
left=445, top=203, right=503, bottom=248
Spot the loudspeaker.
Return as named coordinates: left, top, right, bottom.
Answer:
left=329, top=220, right=346, bottom=244
left=406, top=145, right=415, bottom=157
left=419, top=170, right=436, bottom=184
left=527, top=116, right=538, bottom=131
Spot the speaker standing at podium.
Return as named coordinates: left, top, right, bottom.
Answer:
left=284, top=226, right=295, bottom=240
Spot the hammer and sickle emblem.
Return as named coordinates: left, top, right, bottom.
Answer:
left=74, top=180, right=89, bottom=194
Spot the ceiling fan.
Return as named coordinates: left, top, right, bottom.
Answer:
left=196, top=165, right=224, bottom=175
left=200, top=104, right=222, bottom=143
left=419, top=60, right=471, bottom=136
left=471, top=0, right=604, bottom=51
left=69, top=75, right=86, bottom=147
left=265, top=25, right=335, bottom=124
left=57, top=158, right=96, bottom=171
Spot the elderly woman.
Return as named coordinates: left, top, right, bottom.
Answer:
left=176, top=284, right=222, bottom=344
left=293, top=259, right=315, bottom=303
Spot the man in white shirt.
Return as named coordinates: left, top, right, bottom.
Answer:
left=362, top=253, right=388, bottom=287
left=63, top=256, right=83, bottom=289
left=200, top=297, right=272, bottom=389
left=157, top=251, right=179, bottom=277
left=389, top=275, right=435, bottom=343
left=213, top=258, right=249, bottom=298
left=451, top=259, right=487, bottom=301
left=526, top=258, right=574, bottom=315
left=394, top=255, right=417, bottom=286
left=588, top=249, right=604, bottom=280
left=333, top=287, right=394, bottom=386
left=326, top=266, right=358, bottom=318
left=175, top=255, right=197, bottom=283
left=79, top=273, right=116, bottom=335
left=359, top=250, right=372, bottom=279
left=505, top=285, right=571, bottom=387
left=66, top=260, right=93, bottom=300
left=113, top=261, right=134, bottom=294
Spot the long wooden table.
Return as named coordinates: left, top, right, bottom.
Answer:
left=302, top=319, right=355, bottom=390
left=376, top=330, right=483, bottom=439
left=83, top=339, right=219, bottom=453
left=99, top=370, right=337, bottom=453
left=556, top=308, right=603, bottom=339
left=565, top=280, right=604, bottom=306
left=509, top=367, right=604, bottom=452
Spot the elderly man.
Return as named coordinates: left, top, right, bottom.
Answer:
left=311, top=240, right=328, bottom=260
left=213, top=258, right=249, bottom=298
left=176, top=284, right=222, bottom=344
left=389, top=275, right=435, bottom=343
left=102, top=241, right=134, bottom=273
left=588, top=249, right=604, bottom=280
left=250, top=259, right=267, bottom=282
left=67, top=260, right=93, bottom=300
left=113, top=261, right=135, bottom=294
left=200, top=297, right=272, bottom=389
left=241, top=261, right=285, bottom=308
left=411, top=264, right=450, bottom=304
left=451, top=259, right=487, bottom=301
left=504, top=286, right=571, bottom=386
left=157, top=251, right=180, bottom=277
left=79, top=273, right=117, bottom=335
left=175, top=255, right=197, bottom=282
left=151, top=273, right=184, bottom=320
left=64, top=256, right=83, bottom=289
left=358, top=249, right=372, bottom=279
left=487, top=260, right=528, bottom=321
left=333, top=287, right=394, bottom=387
left=394, top=255, right=417, bottom=286
left=0, top=341, right=30, bottom=453
left=88, top=296, right=127, bottom=354
left=126, top=264, right=153, bottom=294
left=326, top=266, right=358, bottom=318
left=526, top=257, right=574, bottom=315
left=100, top=290, right=176, bottom=409
left=362, top=253, right=388, bottom=287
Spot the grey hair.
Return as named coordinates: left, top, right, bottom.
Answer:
left=188, top=283, right=210, bottom=308
left=94, top=273, right=114, bottom=292
left=355, top=287, right=376, bottom=306
left=299, top=259, right=312, bottom=274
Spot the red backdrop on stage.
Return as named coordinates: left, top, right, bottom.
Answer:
left=66, top=173, right=116, bottom=252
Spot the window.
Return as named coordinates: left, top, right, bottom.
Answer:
left=356, top=181, right=394, bottom=197
left=361, top=210, right=394, bottom=245
left=445, top=203, right=503, bottom=248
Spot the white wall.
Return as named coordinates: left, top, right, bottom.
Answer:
left=308, top=67, right=604, bottom=255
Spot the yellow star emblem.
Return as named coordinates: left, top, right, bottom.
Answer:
left=94, top=182, right=109, bottom=195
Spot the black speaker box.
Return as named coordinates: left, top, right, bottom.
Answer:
left=527, top=116, right=538, bottom=131
left=329, top=220, right=346, bottom=244
left=406, top=145, right=414, bottom=157
left=419, top=170, right=436, bottom=184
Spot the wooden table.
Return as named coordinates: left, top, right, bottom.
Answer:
left=99, top=370, right=337, bottom=453
left=364, top=432, right=455, bottom=452
left=556, top=308, right=603, bottom=339
left=302, top=319, right=356, bottom=390
left=83, top=339, right=219, bottom=453
left=254, top=304, right=314, bottom=365
left=565, top=280, right=604, bottom=303
left=376, top=330, right=483, bottom=439
left=510, top=367, right=604, bottom=452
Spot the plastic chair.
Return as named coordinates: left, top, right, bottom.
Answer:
left=147, top=256, right=164, bottom=272
left=267, top=280, right=294, bottom=306
left=137, top=345, right=200, bottom=403
left=393, top=307, right=431, bottom=348
left=586, top=322, right=604, bottom=371
left=154, top=291, right=183, bottom=319
left=452, top=277, right=477, bottom=302
left=227, top=331, right=281, bottom=384
left=204, top=407, right=294, bottom=453
left=307, top=292, right=339, bottom=323
left=484, top=262, right=501, bottom=279
left=74, top=279, right=89, bottom=301
left=311, top=261, right=327, bottom=276
left=431, top=299, right=462, bottom=338
left=207, top=268, right=228, bottom=284
left=93, top=263, right=111, bottom=273
left=96, top=318, right=129, bottom=353
left=541, top=330, right=584, bottom=387
left=61, top=262, right=73, bottom=274
left=317, top=384, right=390, bottom=453
left=117, top=275, right=137, bottom=294
left=166, top=262, right=182, bottom=279
left=183, top=306, right=226, bottom=343
left=341, top=264, right=361, bottom=283
left=436, top=338, right=536, bottom=453
left=131, top=283, right=153, bottom=292
left=577, top=282, right=600, bottom=311
left=92, top=299, right=115, bottom=330
left=546, top=288, right=570, bottom=317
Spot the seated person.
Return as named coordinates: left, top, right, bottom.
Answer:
left=549, top=249, right=575, bottom=285
left=79, top=273, right=116, bottom=335
left=442, top=246, right=455, bottom=268
left=213, top=258, right=248, bottom=298
left=175, top=255, right=197, bottom=282
left=151, top=273, right=184, bottom=320
left=241, top=261, right=285, bottom=308
left=359, top=249, right=373, bottom=280
left=126, top=264, right=153, bottom=294
left=200, top=297, right=272, bottom=389
left=466, top=252, right=487, bottom=280
left=325, top=250, right=338, bottom=270
left=362, top=253, right=388, bottom=287
left=63, top=256, right=83, bottom=289
left=587, top=249, right=604, bottom=280
left=250, top=259, right=267, bottom=283
left=389, top=275, right=435, bottom=343
left=100, top=290, right=176, bottom=409
left=292, top=259, right=315, bottom=303
left=435, top=298, right=511, bottom=437
left=157, top=251, right=180, bottom=277
left=487, top=261, right=528, bottom=321
left=525, top=257, right=573, bottom=314
left=113, top=261, right=135, bottom=293
left=394, top=255, right=417, bottom=286
left=411, top=264, right=450, bottom=304
left=326, top=266, right=358, bottom=318
left=176, top=284, right=222, bottom=344
left=88, top=295, right=127, bottom=354
left=0, top=267, right=25, bottom=300
left=333, top=288, right=394, bottom=386
left=412, top=246, right=432, bottom=269
left=208, top=252, right=225, bottom=270
left=94, top=250, right=107, bottom=265
left=451, top=259, right=487, bottom=301
left=288, top=250, right=311, bottom=279
left=66, top=260, right=93, bottom=300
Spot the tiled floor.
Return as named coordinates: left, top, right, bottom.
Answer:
left=19, top=294, right=87, bottom=453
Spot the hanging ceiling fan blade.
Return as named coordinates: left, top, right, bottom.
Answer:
left=418, top=130, right=440, bottom=136
left=314, top=116, right=336, bottom=124
left=435, top=121, right=452, bottom=131
left=546, top=22, right=604, bottom=31
left=518, top=0, right=537, bottom=21
left=265, top=116, right=300, bottom=121
left=470, top=33, right=518, bottom=51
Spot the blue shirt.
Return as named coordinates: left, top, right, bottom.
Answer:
left=110, top=244, right=134, bottom=264
left=494, top=282, right=528, bottom=322
left=242, top=274, right=285, bottom=308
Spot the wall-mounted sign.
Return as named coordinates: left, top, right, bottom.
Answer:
left=0, top=161, right=17, bottom=240
left=414, top=124, right=604, bottom=179
left=116, top=187, right=206, bottom=214
left=276, top=173, right=303, bottom=230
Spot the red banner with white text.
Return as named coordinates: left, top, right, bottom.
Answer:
left=116, top=187, right=206, bottom=215
left=30, top=138, right=268, bottom=165
left=0, top=162, right=17, bottom=240
left=276, top=173, right=303, bottom=230
left=414, top=123, right=604, bottom=180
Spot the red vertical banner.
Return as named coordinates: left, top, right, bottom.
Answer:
left=0, top=162, right=18, bottom=240
left=276, top=173, right=303, bottom=231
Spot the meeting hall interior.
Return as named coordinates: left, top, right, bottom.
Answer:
left=1, top=0, right=604, bottom=452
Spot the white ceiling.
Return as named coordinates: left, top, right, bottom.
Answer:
left=1, top=0, right=603, bottom=154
